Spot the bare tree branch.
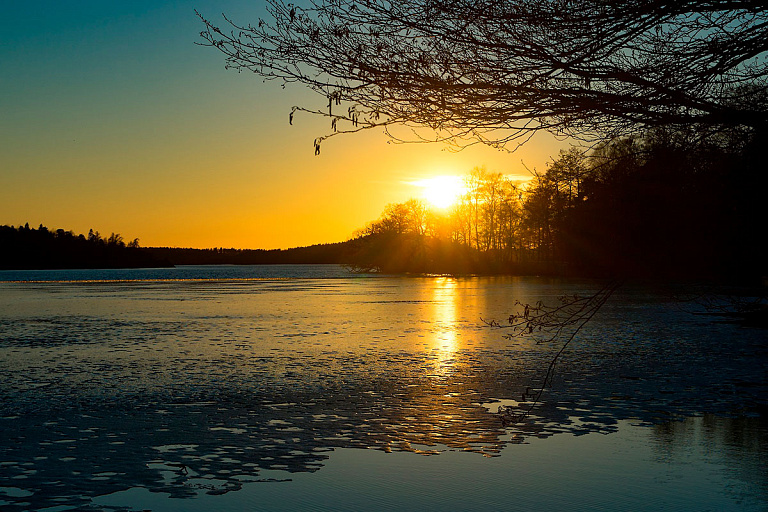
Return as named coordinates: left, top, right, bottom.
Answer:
left=197, top=0, right=768, bottom=151
left=485, top=280, right=622, bottom=424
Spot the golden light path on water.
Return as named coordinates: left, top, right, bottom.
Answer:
left=431, top=277, right=459, bottom=373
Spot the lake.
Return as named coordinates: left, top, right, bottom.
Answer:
left=0, top=264, right=766, bottom=511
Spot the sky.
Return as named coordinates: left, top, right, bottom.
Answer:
left=1, top=1, right=568, bottom=249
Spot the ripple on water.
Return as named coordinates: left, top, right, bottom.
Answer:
left=0, top=276, right=766, bottom=510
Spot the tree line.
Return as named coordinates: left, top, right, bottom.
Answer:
left=0, top=224, right=360, bottom=270
left=0, top=224, right=170, bottom=270
left=349, top=128, right=766, bottom=281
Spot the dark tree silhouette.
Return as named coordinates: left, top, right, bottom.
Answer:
left=198, top=0, right=768, bottom=151
left=0, top=225, right=170, bottom=270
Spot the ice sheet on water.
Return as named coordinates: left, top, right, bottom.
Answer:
left=0, top=274, right=766, bottom=510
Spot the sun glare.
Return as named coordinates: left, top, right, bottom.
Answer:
left=412, top=175, right=465, bottom=209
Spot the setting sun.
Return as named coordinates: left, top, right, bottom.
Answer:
left=411, top=175, right=465, bottom=209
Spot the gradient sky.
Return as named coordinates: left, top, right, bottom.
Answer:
left=1, top=1, right=568, bottom=249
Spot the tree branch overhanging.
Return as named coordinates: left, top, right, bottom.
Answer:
left=484, top=280, right=622, bottom=424
left=197, top=0, right=768, bottom=152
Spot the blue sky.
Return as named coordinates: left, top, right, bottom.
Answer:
left=0, top=1, right=564, bottom=248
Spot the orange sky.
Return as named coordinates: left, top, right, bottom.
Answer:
left=0, top=1, right=568, bottom=249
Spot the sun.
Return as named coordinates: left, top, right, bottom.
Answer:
left=412, top=175, right=465, bottom=209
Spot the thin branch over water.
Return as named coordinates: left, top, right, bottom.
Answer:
left=486, top=280, right=622, bottom=425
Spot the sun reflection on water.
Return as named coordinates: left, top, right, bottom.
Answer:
left=431, top=277, right=459, bottom=373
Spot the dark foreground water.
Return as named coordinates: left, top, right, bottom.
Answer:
left=0, top=265, right=766, bottom=511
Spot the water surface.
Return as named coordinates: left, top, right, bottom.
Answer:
left=0, top=265, right=765, bottom=511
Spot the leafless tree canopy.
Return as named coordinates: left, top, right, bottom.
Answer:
left=198, top=0, right=768, bottom=150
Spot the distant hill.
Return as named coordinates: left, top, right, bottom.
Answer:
left=144, top=241, right=357, bottom=266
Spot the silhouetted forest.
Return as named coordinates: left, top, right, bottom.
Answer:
left=0, top=224, right=172, bottom=270
left=347, top=129, right=768, bottom=282
left=0, top=225, right=359, bottom=270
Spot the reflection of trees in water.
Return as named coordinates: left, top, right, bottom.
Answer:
left=650, top=415, right=768, bottom=500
